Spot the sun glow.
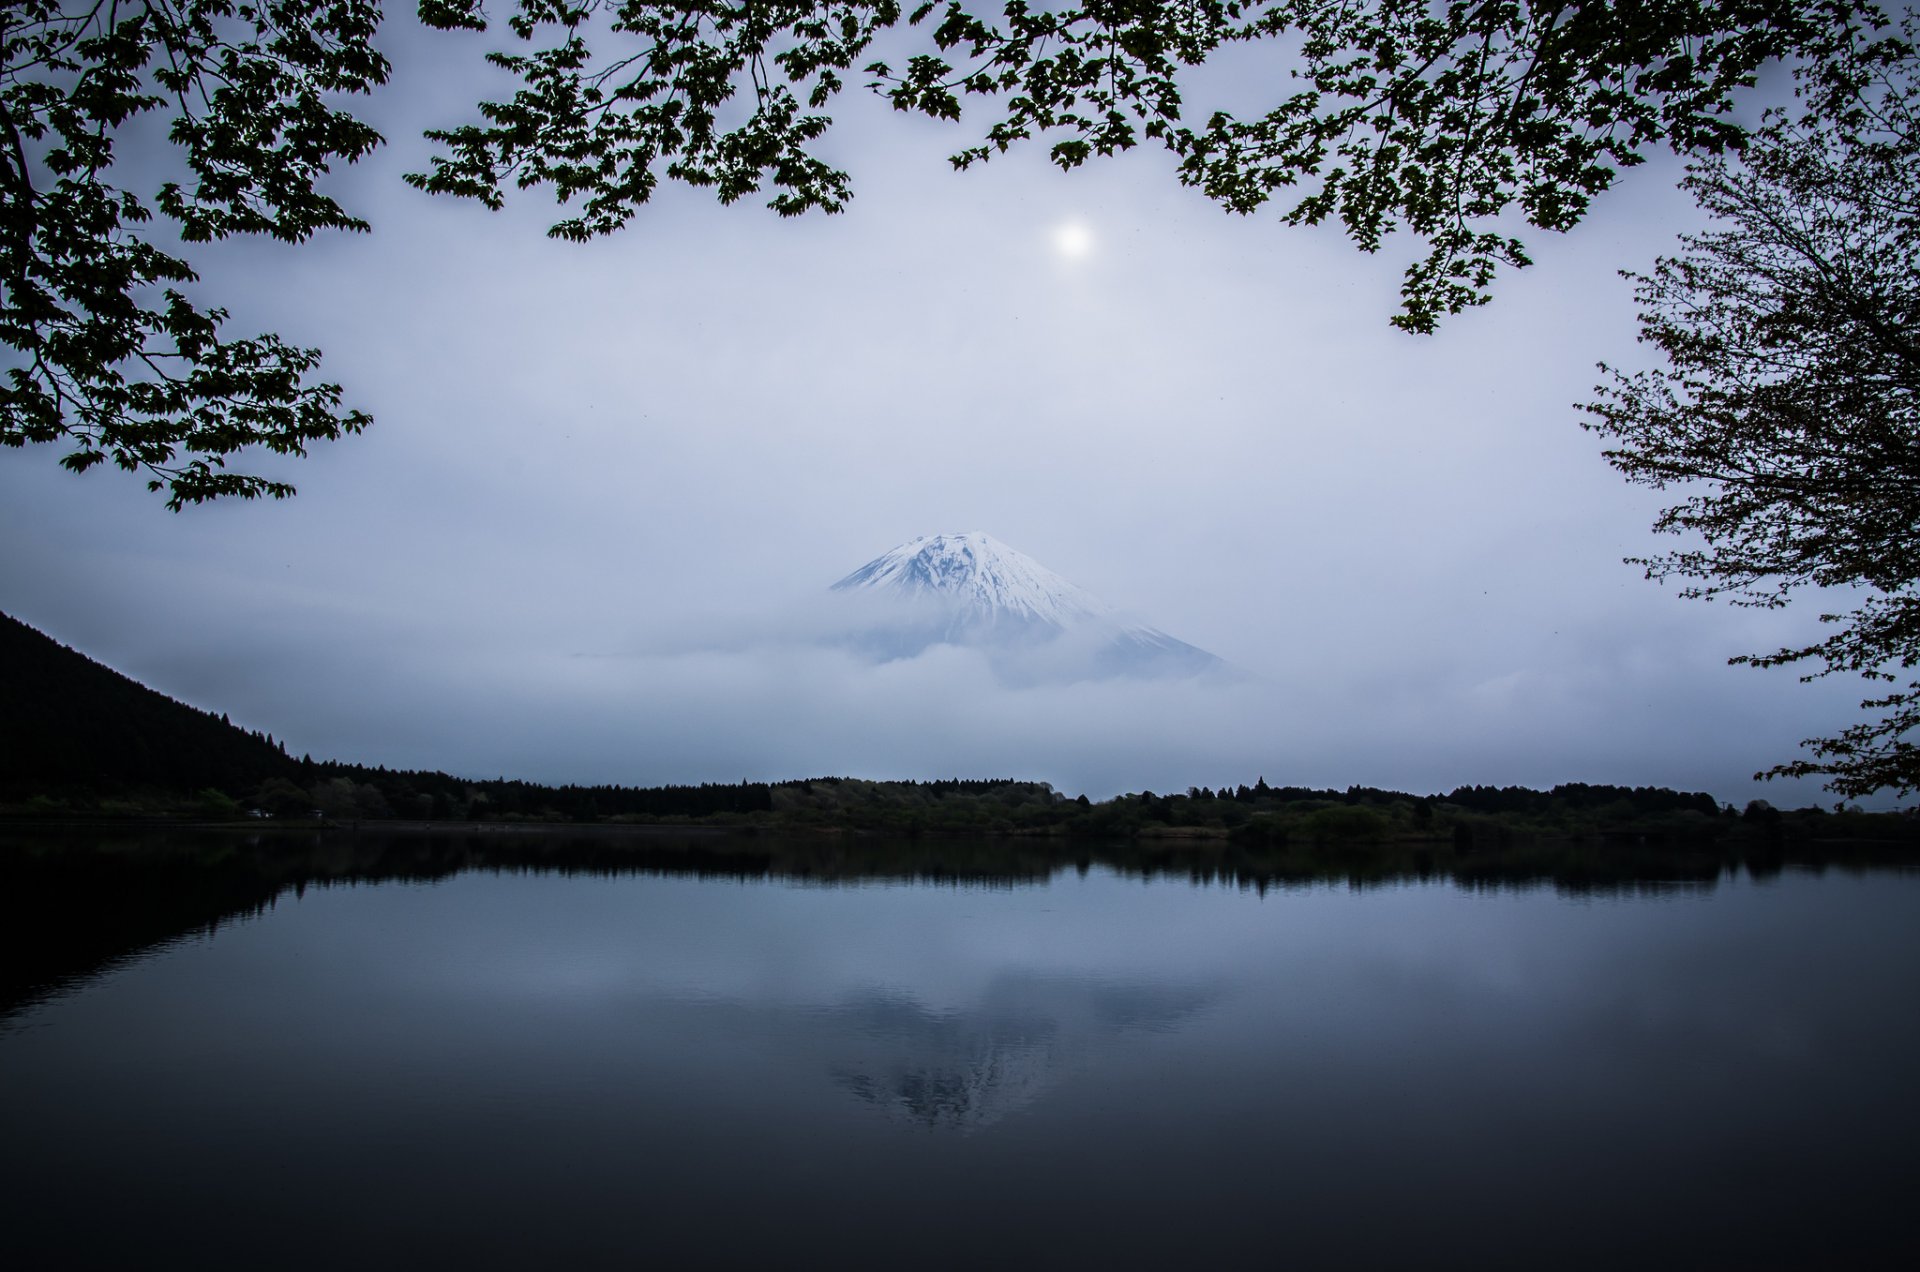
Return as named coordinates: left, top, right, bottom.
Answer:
left=1051, top=221, right=1095, bottom=259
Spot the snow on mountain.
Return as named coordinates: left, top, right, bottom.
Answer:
left=830, top=532, right=1221, bottom=680
left=833, top=532, right=1115, bottom=626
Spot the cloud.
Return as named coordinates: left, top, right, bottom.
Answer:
left=197, top=597, right=1846, bottom=808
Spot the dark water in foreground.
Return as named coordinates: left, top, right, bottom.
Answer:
left=2, top=833, right=1918, bottom=1269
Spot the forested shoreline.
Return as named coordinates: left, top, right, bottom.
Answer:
left=7, top=610, right=1918, bottom=853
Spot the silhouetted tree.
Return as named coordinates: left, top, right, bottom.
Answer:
left=1584, top=12, right=1920, bottom=796
left=0, top=1, right=384, bottom=506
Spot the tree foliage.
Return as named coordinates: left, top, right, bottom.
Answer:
left=0, top=1, right=386, bottom=507
left=0, top=2, right=1897, bottom=505
left=1583, top=13, right=1920, bottom=797
left=415, top=1, right=1881, bottom=333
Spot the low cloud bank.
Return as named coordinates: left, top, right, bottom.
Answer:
left=253, top=616, right=1851, bottom=807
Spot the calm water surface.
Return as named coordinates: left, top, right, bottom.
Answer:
left=3, top=844, right=1917, bottom=1268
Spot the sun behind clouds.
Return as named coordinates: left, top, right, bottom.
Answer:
left=1050, top=220, right=1095, bottom=259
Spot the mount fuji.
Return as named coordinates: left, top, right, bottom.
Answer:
left=828, top=532, right=1221, bottom=681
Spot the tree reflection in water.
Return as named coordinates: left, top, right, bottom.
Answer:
left=6, top=824, right=1817, bottom=1028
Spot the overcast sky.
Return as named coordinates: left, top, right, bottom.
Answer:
left=0, top=18, right=1877, bottom=805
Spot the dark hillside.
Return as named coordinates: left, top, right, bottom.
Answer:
left=0, top=611, right=296, bottom=799
left=0, top=610, right=770, bottom=819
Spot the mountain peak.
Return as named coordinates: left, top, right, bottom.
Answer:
left=829, top=533, right=1222, bottom=680
left=832, top=532, right=1115, bottom=628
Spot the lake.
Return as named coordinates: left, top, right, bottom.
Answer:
left=3, top=831, right=1917, bottom=1268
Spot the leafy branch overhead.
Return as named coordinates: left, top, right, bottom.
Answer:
left=0, top=1, right=387, bottom=507
left=412, top=1, right=1883, bottom=332
left=0, top=2, right=1899, bottom=509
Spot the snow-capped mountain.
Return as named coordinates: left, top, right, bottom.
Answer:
left=830, top=532, right=1220, bottom=680
left=833, top=532, right=1117, bottom=629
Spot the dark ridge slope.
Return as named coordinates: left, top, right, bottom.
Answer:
left=0, top=611, right=295, bottom=798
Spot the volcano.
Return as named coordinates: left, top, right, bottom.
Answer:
left=829, top=532, right=1221, bottom=680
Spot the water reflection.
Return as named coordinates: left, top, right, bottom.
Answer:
left=9, top=824, right=1903, bottom=1027
left=4, top=828, right=1920, bottom=1269
left=828, top=976, right=1211, bottom=1131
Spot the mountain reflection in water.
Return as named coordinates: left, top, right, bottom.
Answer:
left=830, top=977, right=1210, bottom=1131
left=4, top=827, right=1919, bottom=1269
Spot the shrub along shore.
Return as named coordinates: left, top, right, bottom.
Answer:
left=6, top=772, right=1917, bottom=863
